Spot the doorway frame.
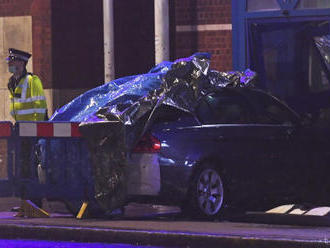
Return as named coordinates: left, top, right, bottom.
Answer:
left=232, top=0, right=330, bottom=71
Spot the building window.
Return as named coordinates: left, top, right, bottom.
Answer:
left=296, top=0, right=330, bottom=9
left=247, top=0, right=280, bottom=12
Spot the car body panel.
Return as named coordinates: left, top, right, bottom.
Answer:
left=126, top=153, right=160, bottom=196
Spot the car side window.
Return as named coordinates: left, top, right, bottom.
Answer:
left=152, top=105, right=198, bottom=125
left=252, top=92, right=299, bottom=125
left=196, top=92, right=251, bottom=124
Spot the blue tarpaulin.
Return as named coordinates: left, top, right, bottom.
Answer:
left=50, top=53, right=256, bottom=125
left=50, top=61, right=173, bottom=122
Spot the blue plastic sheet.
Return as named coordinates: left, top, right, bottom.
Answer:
left=50, top=53, right=256, bottom=124
left=50, top=61, right=173, bottom=122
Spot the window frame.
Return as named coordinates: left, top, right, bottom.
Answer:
left=244, top=89, right=301, bottom=125
left=195, top=89, right=256, bottom=125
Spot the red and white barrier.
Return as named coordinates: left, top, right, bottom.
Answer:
left=0, top=122, right=12, bottom=137
left=18, top=122, right=81, bottom=137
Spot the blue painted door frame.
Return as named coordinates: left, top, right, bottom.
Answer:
left=232, top=0, right=330, bottom=71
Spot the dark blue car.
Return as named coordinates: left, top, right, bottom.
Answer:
left=126, top=86, right=330, bottom=219
left=33, top=86, right=330, bottom=219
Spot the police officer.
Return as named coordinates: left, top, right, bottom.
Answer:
left=6, top=48, right=47, bottom=215
left=7, top=48, right=47, bottom=121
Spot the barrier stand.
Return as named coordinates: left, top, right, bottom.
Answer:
left=0, top=122, right=47, bottom=217
left=14, top=122, right=67, bottom=218
left=76, top=202, right=89, bottom=219
left=14, top=200, right=50, bottom=218
left=15, top=121, right=85, bottom=218
left=0, top=122, right=15, bottom=198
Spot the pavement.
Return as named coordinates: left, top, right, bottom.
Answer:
left=0, top=197, right=330, bottom=247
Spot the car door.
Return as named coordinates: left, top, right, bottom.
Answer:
left=248, top=90, right=304, bottom=203
left=194, top=89, right=272, bottom=204
left=282, top=119, right=330, bottom=204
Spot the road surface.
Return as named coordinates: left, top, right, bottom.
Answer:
left=0, top=197, right=329, bottom=247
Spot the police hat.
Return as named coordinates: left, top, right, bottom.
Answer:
left=6, top=48, right=31, bottom=62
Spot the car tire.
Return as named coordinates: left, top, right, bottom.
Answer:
left=183, top=164, right=225, bottom=219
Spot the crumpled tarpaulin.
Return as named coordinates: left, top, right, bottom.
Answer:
left=50, top=53, right=256, bottom=214
left=50, top=61, right=173, bottom=123
left=314, top=35, right=330, bottom=73
left=50, top=53, right=256, bottom=124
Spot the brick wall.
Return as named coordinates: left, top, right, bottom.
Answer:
left=114, top=0, right=155, bottom=78
left=51, top=0, right=154, bottom=87
left=0, top=0, right=31, bottom=16
left=31, top=0, right=52, bottom=89
left=0, top=0, right=52, bottom=89
left=0, top=0, right=233, bottom=83
left=0, top=0, right=104, bottom=90
left=175, top=0, right=231, bottom=25
left=0, top=0, right=234, bottom=116
left=173, top=0, right=232, bottom=71
left=51, top=0, right=104, bottom=89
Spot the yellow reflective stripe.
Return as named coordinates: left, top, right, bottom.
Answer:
left=13, top=96, right=46, bottom=103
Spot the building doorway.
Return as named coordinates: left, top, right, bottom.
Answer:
left=232, top=0, right=330, bottom=114
left=248, top=19, right=330, bottom=113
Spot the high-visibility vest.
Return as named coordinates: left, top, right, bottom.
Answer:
left=9, top=74, right=47, bottom=121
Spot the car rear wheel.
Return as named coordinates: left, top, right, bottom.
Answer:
left=184, top=165, right=225, bottom=219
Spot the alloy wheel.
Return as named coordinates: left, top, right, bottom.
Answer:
left=196, top=168, right=224, bottom=216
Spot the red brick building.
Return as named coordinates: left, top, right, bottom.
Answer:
left=174, top=0, right=232, bottom=70
left=0, top=0, right=232, bottom=120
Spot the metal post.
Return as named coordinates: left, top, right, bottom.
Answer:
left=103, top=0, right=115, bottom=82
left=155, top=0, right=170, bottom=65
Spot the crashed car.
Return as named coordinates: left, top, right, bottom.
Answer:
left=125, top=86, right=330, bottom=218
left=35, top=53, right=330, bottom=219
